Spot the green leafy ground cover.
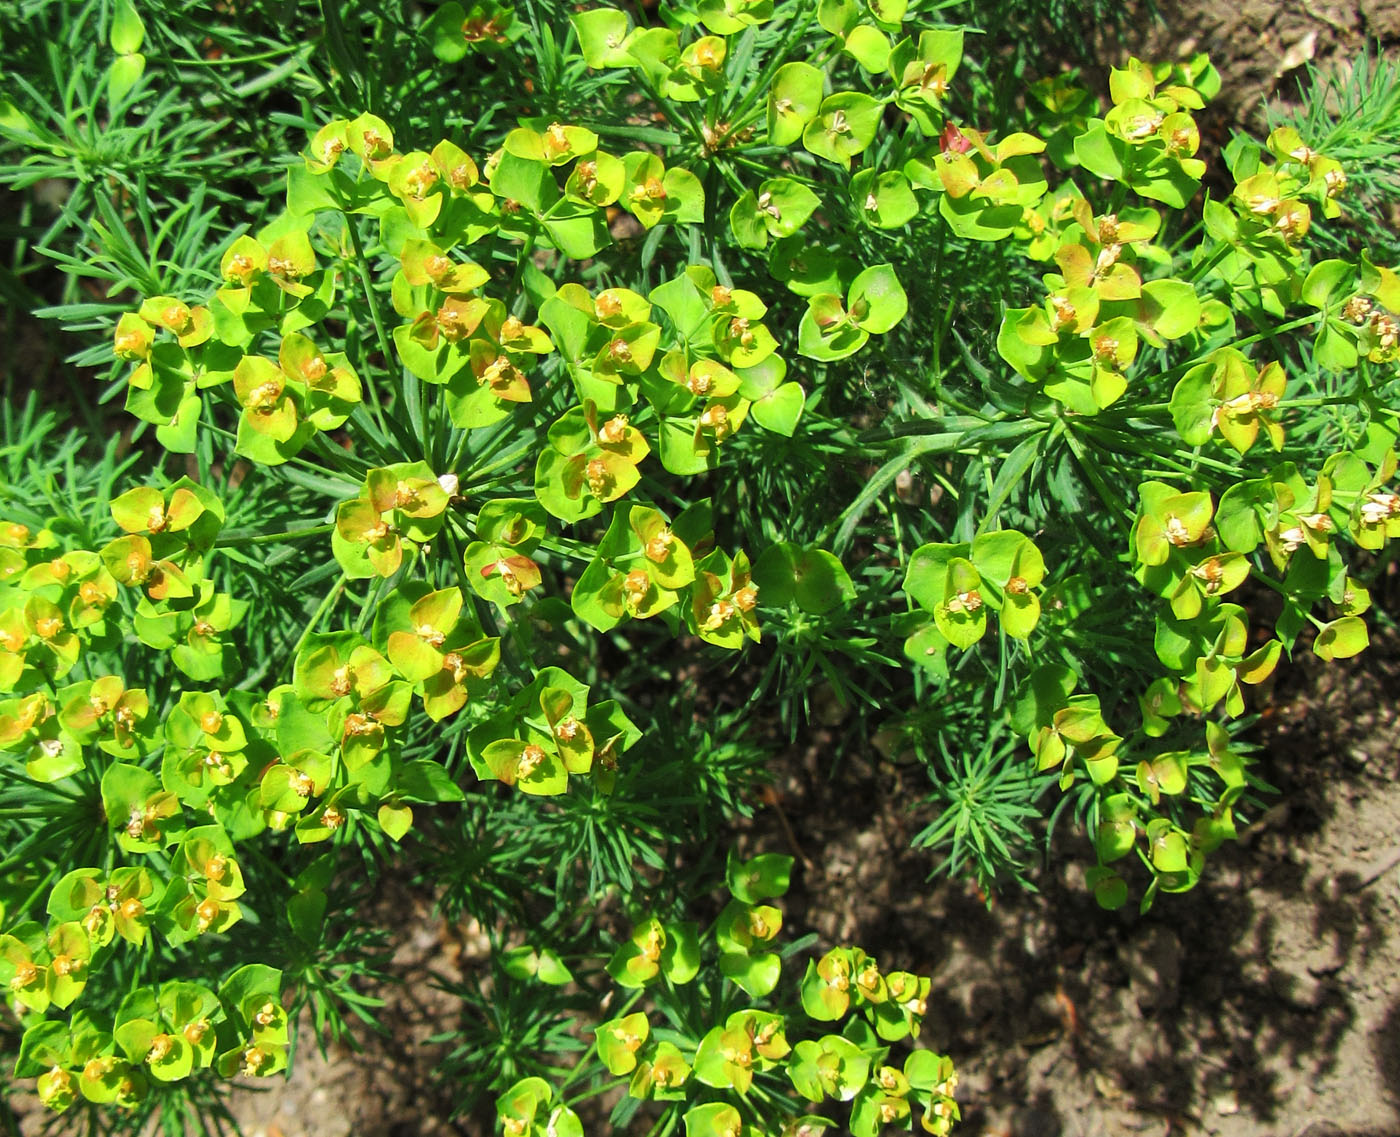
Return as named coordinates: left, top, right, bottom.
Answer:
left=2, top=1, right=1399, bottom=1134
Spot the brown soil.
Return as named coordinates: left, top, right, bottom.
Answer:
left=778, top=628, right=1400, bottom=1137
left=1128, top=0, right=1400, bottom=128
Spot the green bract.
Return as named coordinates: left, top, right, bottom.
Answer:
left=904, top=531, right=1046, bottom=650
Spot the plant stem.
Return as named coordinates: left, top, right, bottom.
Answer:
left=1186, top=238, right=1233, bottom=283
left=215, top=523, right=335, bottom=547
left=281, top=570, right=349, bottom=680
left=1062, top=418, right=1133, bottom=522
left=343, top=215, right=394, bottom=439
left=725, top=2, right=819, bottom=128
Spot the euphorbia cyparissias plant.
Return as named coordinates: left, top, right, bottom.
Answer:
left=5, top=0, right=1400, bottom=1129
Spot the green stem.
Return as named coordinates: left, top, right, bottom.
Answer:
left=215, top=523, right=335, bottom=547
left=308, top=431, right=374, bottom=477
left=1186, top=238, right=1233, bottom=284
left=1277, top=395, right=1356, bottom=408
left=1230, top=312, right=1323, bottom=350
left=437, top=523, right=485, bottom=619
left=465, top=441, right=536, bottom=482
left=1062, top=419, right=1133, bottom=522
left=343, top=215, right=394, bottom=438
left=856, top=414, right=1003, bottom=444
left=560, top=1080, right=621, bottom=1109
left=281, top=571, right=349, bottom=681
left=725, top=1, right=819, bottom=126
left=642, top=1107, right=679, bottom=1137
left=1134, top=313, right=1323, bottom=395
left=1077, top=423, right=1242, bottom=476
left=0, top=773, right=86, bottom=801
left=538, top=536, right=597, bottom=564
left=200, top=421, right=361, bottom=489
left=157, top=45, right=305, bottom=67
left=1108, top=148, right=1133, bottom=214
left=1165, top=217, right=1204, bottom=258
left=507, top=220, right=541, bottom=315
left=14, top=865, right=59, bottom=922
left=507, top=197, right=569, bottom=313
left=1247, top=570, right=1290, bottom=598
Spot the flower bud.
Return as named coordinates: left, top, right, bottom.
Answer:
left=585, top=458, right=611, bottom=498
left=517, top=744, right=547, bottom=778
left=623, top=570, right=651, bottom=608
left=645, top=530, right=675, bottom=563
left=594, top=291, right=623, bottom=320
left=597, top=414, right=629, bottom=445
left=1343, top=296, right=1372, bottom=323
left=37, top=1067, right=74, bottom=1110
left=195, top=897, right=220, bottom=931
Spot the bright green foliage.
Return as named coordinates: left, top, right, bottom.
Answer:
left=905, top=530, right=1046, bottom=650
left=798, top=263, right=909, bottom=361
left=113, top=980, right=220, bottom=1082
left=498, top=847, right=957, bottom=1136
left=4, top=0, right=1400, bottom=1131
